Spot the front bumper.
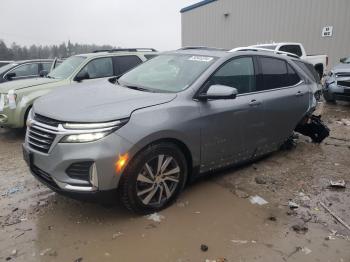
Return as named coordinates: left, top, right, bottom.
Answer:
left=324, top=79, right=350, bottom=101
left=0, top=105, right=26, bottom=128
left=23, top=128, right=136, bottom=194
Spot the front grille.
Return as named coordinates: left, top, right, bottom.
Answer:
left=66, top=162, right=93, bottom=181
left=337, top=81, right=350, bottom=88
left=28, top=126, right=56, bottom=153
left=34, top=114, right=63, bottom=127
left=31, top=165, right=59, bottom=189
left=336, top=72, right=350, bottom=77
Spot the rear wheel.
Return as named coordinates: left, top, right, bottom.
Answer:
left=120, top=142, right=188, bottom=214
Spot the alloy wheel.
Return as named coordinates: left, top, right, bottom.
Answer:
left=136, top=154, right=180, bottom=206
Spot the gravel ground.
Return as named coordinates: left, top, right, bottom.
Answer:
left=0, top=102, right=349, bottom=262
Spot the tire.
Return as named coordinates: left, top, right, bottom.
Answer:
left=22, top=106, right=32, bottom=132
left=119, top=142, right=188, bottom=214
left=323, top=94, right=335, bottom=103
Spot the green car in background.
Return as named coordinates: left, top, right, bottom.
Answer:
left=0, top=48, right=157, bottom=128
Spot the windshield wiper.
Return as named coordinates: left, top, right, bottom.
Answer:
left=124, top=85, right=153, bottom=92
left=46, top=75, right=55, bottom=79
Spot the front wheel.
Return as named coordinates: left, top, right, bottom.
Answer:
left=119, top=142, right=188, bottom=214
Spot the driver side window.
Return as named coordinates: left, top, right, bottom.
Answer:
left=78, top=57, right=113, bottom=79
left=10, top=63, right=39, bottom=78
left=210, top=57, right=256, bottom=94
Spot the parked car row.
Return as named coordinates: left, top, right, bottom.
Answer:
left=323, top=56, right=350, bottom=103
left=0, top=58, right=63, bottom=83
left=10, top=47, right=329, bottom=213
left=0, top=48, right=158, bottom=128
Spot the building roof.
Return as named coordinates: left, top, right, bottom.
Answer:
left=180, top=0, right=217, bottom=13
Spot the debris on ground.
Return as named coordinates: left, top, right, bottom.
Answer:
left=329, top=180, right=346, bottom=189
left=319, top=202, right=350, bottom=232
left=249, top=195, right=268, bottom=205
left=112, top=232, right=124, bottom=239
left=176, top=201, right=189, bottom=208
left=292, top=224, right=309, bottom=234
left=295, top=115, right=330, bottom=143
left=287, top=246, right=312, bottom=258
left=233, top=189, right=249, bottom=198
left=40, top=248, right=57, bottom=256
left=205, top=258, right=227, bottom=262
left=74, top=258, right=83, bottom=262
left=231, top=240, right=256, bottom=244
left=254, top=175, right=276, bottom=185
left=340, top=119, right=350, bottom=126
left=200, top=244, right=208, bottom=252
left=1, top=186, right=23, bottom=196
left=268, top=216, right=277, bottom=222
left=288, top=201, right=299, bottom=209
left=301, top=247, right=312, bottom=255
left=146, top=213, right=165, bottom=223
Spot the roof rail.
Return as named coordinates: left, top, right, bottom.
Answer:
left=230, top=47, right=300, bottom=59
left=93, top=48, right=157, bottom=53
left=179, top=46, right=228, bottom=51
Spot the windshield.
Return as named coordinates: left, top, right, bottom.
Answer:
left=0, top=63, right=17, bottom=75
left=48, top=56, right=85, bottom=79
left=119, top=54, right=217, bottom=93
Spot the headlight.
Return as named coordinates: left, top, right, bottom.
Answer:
left=61, top=132, right=111, bottom=143
left=59, top=119, right=128, bottom=143
left=2, top=92, right=17, bottom=107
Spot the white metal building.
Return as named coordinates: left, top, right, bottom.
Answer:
left=181, top=0, right=350, bottom=66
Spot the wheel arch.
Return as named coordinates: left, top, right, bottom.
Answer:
left=127, top=137, right=195, bottom=182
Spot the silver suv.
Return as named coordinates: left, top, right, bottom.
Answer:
left=23, top=48, right=322, bottom=213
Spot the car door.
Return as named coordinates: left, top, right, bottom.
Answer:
left=198, top=56, right=266, bottom=172
left=256, top=56, right=309, bottom=152
left=5, top=63, right=40, bottom=80
left=74, top=57, right=114, bottom=82
left=112, top=55, right=143, bottom=76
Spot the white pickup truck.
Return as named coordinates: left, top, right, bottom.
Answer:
left=250, top=43, right=328, bottom=78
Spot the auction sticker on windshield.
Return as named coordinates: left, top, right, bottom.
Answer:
left=188, top=56, right=214, bottom=62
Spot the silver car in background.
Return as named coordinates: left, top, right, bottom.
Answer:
left=323, top=56, right=350, bottom=103
left=23, top=48, right=325, bottom=214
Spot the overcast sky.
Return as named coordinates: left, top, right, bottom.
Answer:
left=0, top=0, right=198, bottom=51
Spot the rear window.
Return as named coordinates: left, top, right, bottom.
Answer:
left=279, top=45, right=303, bottom=57
left=294, top=60, right=321, bottom=84
left=259, top=57, right=301, bottom=90
left=113, top=55, right=143, bottom=75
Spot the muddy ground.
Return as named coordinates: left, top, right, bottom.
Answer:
left=0, top=102, right=350, bottom=262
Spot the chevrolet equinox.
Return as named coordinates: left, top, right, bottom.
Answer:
left=23, top=48, right=321, bottom=213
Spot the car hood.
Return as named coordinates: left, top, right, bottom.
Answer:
left=332, top=63, right=350, bottom=73
left=0, top=77, right=61, bottom=93
left=34, top=81, right=177, bottom=122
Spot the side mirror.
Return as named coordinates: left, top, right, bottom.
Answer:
left=198, top=84, right=238, bottom=100
left=5, top=72, right=16, bottom=81
left=340, top=57, right=347, bottom=63
left=39, top=70, right=48, bottom=77
left=74, top=72, right=90, bottom=82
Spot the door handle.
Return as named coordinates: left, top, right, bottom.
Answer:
left=249, top=99, right=261, bottom=106
left=295, top=91, right=305, bottom=97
